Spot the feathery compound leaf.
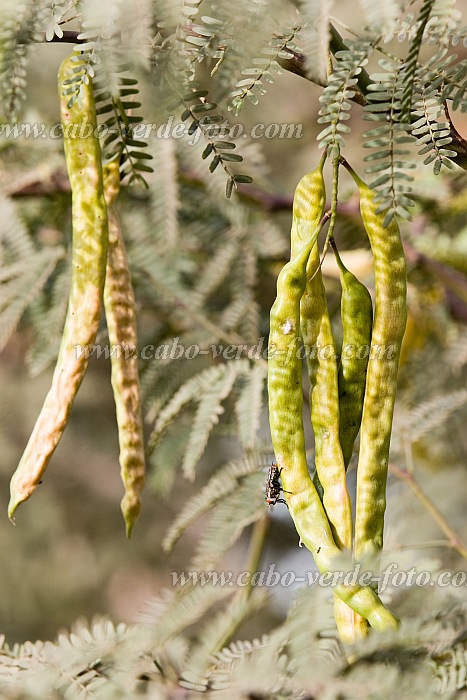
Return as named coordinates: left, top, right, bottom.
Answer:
left=95, top=72, right=153, bottom=186
left=358, top=0, right=400, bottom=34
left=434, top=643, right=467, bottom=693
left=0, top=247, right=64, bottom=352
left=425, top=0, right=462, bottom=46
left=234, top=363, right=267, bottom=450
left=179, top=91, right=253, bottom=194
left=182, top=360, right=246, bottom=479
left=0, top=3, right=39, bottom=121
left=400, top=0, right=437, bottom=122
left=191, top=239, right=239, bottom=308
left=317, top=38, right=371, bottom=150
left=163, top=454, right=262, bottom=551
left=418, top=48, right=467, bottom=113
left=25, top=259, right=72, bottom=376
left=146, top=135, right=179, bottom=246
left=363, top=56, right=416, bottom=225
left=411, top=88, right=456, bottom=174
left=398, top=388, right=467, bottom=444
left=297, top=0, right=333, bottom=84
left=184, top=589, right=269, bottom=678
left=228, top=25, right=301, bottom=115
left=38, top=1, right=78, bottom=42
left=149, top=361, right=249, bottom=475
left=191, top=471, right=265, bottom=571
left=137, top=583, right=234, bottom=643
left=151, top=0, right=204, bottom=100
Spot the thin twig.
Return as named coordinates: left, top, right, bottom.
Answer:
left=389, top=463, right=467, bottom=560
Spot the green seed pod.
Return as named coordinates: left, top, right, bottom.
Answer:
left=293, top=159, right=367, bottom=643
left=332, top=239, right=373, bottom=470
left=347, top=168, right=407, bottom=566
left=297, top=191, right=352, bottom=554
left=268, top=166, right=398, bottom=634
left=8, top=54, right=108, bottom=520
left=103, top=160, right=146, bottom=538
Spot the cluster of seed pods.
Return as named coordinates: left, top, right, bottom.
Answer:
left=8, top=54, right=145, bottom=537
left=267, top=153, right=407, bottom=642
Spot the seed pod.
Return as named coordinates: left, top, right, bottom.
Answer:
left=296, top=173, right=352, bottom=554
left=9, top=54, right=108, bottom=520
left=103, top=160, right=146, bottom=538
left=331, top=238, right=373, bottom=470
left=293, top=159, right=367, bottom=642
left=346, top=166, right=407, bottom=566
left=268, top=167, right=398, bottom=633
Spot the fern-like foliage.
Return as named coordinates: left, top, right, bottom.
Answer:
left=162, top=454, right=263, bottom=552
left=411, top=88, right=456, bottom=174
left=297, top=0, right=332, bottom=84
left=400, top=0, right=437, bottom=121
left=234, top=363, right=267, bottom=450
left=386, top=1, right=462, bottom=46
left=358, top=0, right=400, bottom=35
left=150, top=0, right=251, bottom=196
left=317, top=38, right=372, bottom=151
left=228, top=25, right=301, bottom=116
left=0, top=2, right=39, bottom=121
left=38, top=0, right=79, bottom=42
left=148, top=360, right=257, bottom=480
left=191, top=471, right=264, bottom=571
left=94, top=69, right=154, bottom=186
left=434, top=641, right=467, bottom=693
left=179, top=89, right=252, bottom=197
left=395, top=388, right=467, bottom=445
left=0, top=196, right=64, bottom=352
left=425, top=0, right=462, bottom=45
left=150, top=0, right=203, bottom=100
left=363, top=56, right=416, bottom=226
left=25, top=258, right=71, bottom=376
left=58, top=5, right=153, bottom=185
left=182, top=587, right=269, bottom=680
left=419, top=48, right=467, bottom=112
left=138, top=583, right=234, bottom=643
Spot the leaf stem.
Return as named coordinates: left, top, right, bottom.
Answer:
left=389, top=463, right=467, bottom=560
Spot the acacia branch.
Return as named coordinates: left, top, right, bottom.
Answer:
left=278, top=24, right=467, bottom=170
left=34, top=27, right=467, bottom=169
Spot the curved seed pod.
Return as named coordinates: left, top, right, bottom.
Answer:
left=103, top=161, right=146, bottom=538
left=346, top=166, right=407, bottom=566
left=8, top=54, right=108, bottom=520
left=297, top=178, right=352, bottom=554
left=268, top=175, right=398, bottom=633
left=293, top=161, right=365, bottom=642
left=289, top=157, right=325, bottom=505
left=332, top=238, right=373, bottom=470
left=290, top=157, right=326, bottom=258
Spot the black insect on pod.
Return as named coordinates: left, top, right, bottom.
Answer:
left=265, top=463, right=289, bottom=508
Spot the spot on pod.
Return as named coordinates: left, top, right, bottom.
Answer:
left=282, top=320, right=294, bottom=334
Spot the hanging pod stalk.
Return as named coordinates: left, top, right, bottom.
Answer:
left=8, top=54, right=108, bottom=520
left=103, top=160, right=146, bottom=538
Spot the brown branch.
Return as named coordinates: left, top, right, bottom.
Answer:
left=278, top=25, right=467, bottom=170
left=37, top=24, right=467, bottom=169
left=40, top=30, right=83, bottom=44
